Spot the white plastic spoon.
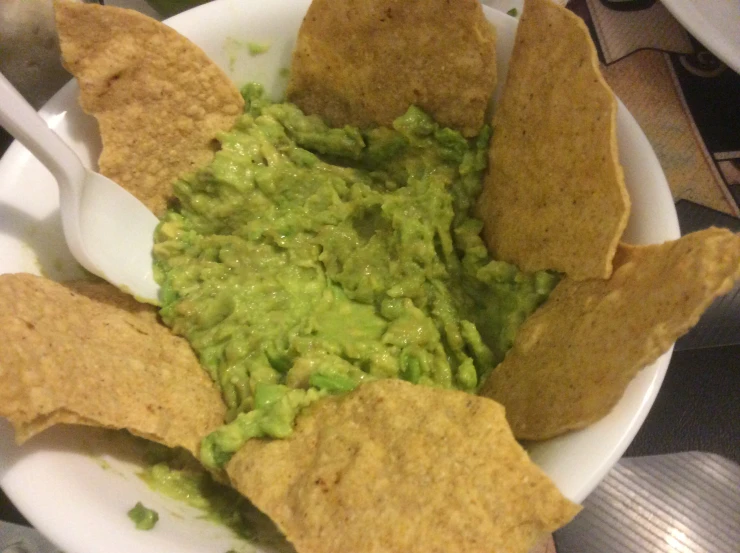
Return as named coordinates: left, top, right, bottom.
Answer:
left=0, top=72, right=160, bottom=304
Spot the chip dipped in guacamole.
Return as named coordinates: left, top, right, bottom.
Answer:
left=152, top=84, right=558, bottom=468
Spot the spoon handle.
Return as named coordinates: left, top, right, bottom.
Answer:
left=0, top=71, right=85, bottom=192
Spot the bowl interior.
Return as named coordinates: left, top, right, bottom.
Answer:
left=0, top=1, right=679, bottom=552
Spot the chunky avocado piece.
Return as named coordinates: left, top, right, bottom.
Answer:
left=127, top=502, right=159, bottom=530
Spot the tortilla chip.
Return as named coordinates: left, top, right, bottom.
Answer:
left=227, top=379, right=580, bottom=553
left=54, top=1, right=244, bottom=215
left=479, top=228, right=740, bottom=440
left=286, top=0, right=496, bottom=137
left=476, top=0, right=629, bottom=279
left=0, top=273, right=226, bottom=455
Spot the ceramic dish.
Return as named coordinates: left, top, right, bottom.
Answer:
left=0, top=1, right=680, bottom=552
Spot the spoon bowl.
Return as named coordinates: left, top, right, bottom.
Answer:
left=70, top=169, right=160, bottom=302
left=0, top=71, right=160, bottom=303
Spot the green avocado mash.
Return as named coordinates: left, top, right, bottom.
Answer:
left=128, top=502, right=159, bottom=530
left=152, top=84, right=557, bottom=469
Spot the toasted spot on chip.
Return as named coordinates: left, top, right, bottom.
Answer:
left=286, top=0, right=496, bottom=137
left=479, top=228, right=740, bottom=440
left=226, top=379, right=580, bottom=553
left=54, top=0, right=244, bottom=215
left=0, top=274, right=226, bottom=455
left=476, top=0, right=629, bottom=279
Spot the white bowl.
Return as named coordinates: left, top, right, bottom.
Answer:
left=0, top=1, right=679, bottom=552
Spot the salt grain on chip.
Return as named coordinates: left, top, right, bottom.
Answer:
left=54, top=0, right=244, bottom=215
left=479, top=228, right=740, bottom=440
left=226, top=379, right=580, bottom=553
left=0, top=273, right=226, bottom=455
left=286, top=0, right=497, bottom=137
left=476, top=0, right=629, bottom=280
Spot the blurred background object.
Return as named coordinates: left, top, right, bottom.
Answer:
left=0, top=0, right=94, bottom=109
left=106, top=0, right=159, bottom=17
left=143, top=0, right=210, bottom=18
left=0, top=0, right=202, bottom=154
left=0, top=0, right=198, bottom=112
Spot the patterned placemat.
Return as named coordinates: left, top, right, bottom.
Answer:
left=569, top=0, right=739, bottom=218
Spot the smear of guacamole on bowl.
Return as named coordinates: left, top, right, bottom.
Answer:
left=153, top=84, right=557, bottom=469
left=137, top=443, right=287, bottom=546
left=247, top=42, right=270, bottom=56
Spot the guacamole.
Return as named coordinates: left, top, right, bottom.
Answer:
left=137, top=442, right=288, bottom=548
left=153, top=84, right=557, bottom=469
left=128, top=502, right=159, bottom=530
